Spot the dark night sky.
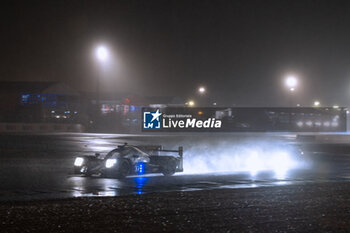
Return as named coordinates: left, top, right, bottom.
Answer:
left=2, top=0, right=350, bottom=106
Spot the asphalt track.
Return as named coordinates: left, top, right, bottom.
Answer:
left=1, top=133, right=350, bottom=201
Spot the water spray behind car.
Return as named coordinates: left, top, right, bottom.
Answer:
left=180, top=139, right=310, bottom=178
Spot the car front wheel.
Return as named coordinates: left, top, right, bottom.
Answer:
left=116, top=161, right=130, bottom=179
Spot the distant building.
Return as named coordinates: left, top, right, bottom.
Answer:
left=0, top=81, right=185, bottom=132
left=92, top=94, right=185, bottom=132
left=0, top=81, right=80, bottom=123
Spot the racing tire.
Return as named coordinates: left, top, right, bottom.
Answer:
left=116, top=160, right=130, bottom=179
left=162, top=160, right=177, bottom=176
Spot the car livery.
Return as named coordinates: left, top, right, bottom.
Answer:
left=73, top=144, right=183, bottom=178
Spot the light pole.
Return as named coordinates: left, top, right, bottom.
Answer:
left=95, top=45, right=110, bottom=130
left=94, top=45, right=109, bottom=127
left=284, top=75, right=298, bottom=130
left=284, top=75, right=298, bottom=106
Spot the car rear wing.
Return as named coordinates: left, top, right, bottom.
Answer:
left=158, top=147, right=183, bottom=172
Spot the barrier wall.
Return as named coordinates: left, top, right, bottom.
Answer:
left=0, top=123, right=85, bottom=133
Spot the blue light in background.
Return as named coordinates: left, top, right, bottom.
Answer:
left=21, top=94, right=30, bottom=103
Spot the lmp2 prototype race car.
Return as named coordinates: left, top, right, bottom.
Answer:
left=73, top=143, right=183, bottom=178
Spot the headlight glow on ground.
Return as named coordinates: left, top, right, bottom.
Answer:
left=105, top=159, right=117, bottom=168
left=74, top=157, right=84, bottom=166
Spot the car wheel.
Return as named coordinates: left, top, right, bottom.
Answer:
left=162, top=161, right=176, bottom=176
left=116, top=161, right=130, bottom=179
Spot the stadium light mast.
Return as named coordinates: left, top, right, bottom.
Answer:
left=94, top=45, right=110, bottom=113
left=284, top=75, right=298, bottom=107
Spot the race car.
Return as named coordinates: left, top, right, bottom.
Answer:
left=73, top=143, right=183, bottom=178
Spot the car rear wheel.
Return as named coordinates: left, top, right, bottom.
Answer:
left=162, top=160, right=176, bottom=176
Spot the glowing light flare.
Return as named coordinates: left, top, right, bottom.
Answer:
left=95, top=45, right=109, bottom=62
left=285, top=76, right=298, bottom=88
left=187, top=100, right=195, bottom=107
left=198, top=87, right=206, bottom=94
left=105, top=159, right=117, bottom=168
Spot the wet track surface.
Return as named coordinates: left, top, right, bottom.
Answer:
left=1, top=133, right=350, bottom=201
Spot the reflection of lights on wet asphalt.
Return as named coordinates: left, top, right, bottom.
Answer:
left=70, top=177, right=91, bottom=197
left=97, top=190, right=118, bottom=197
left=87, top=138, right=116, bottom=152
left=70, top=176, right=123, bottom=197
left=133, top=177, right=149, bottom=194
left=92, top=139, right=110, bottom=145
left=275, top=181, right=289, bottom=186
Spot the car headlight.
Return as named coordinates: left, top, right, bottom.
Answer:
left=74, top=157, right=84, bottom=166
left=105, top=159, right=117, bottom=168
